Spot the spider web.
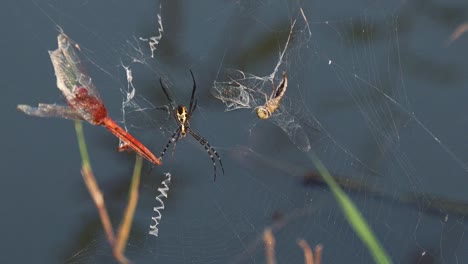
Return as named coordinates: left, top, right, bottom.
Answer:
left=212, top=12, right=318, bottom=153
left=10, top=0, right=468, bottom=263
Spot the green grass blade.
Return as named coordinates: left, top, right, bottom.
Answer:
left=309, top=153, right=392, bottom=264
left=74, top=120, right=91, bottom=170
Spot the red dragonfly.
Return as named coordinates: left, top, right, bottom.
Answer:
left=17, top=32, right=161, bottom=166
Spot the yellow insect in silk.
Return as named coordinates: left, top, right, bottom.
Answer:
left=256, top=72, right=288, bottom=119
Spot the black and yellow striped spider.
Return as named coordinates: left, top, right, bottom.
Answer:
left=159, top=70, right=224, bottom=181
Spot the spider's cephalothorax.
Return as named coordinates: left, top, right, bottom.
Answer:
left=159, top=70, right=224, bottom=181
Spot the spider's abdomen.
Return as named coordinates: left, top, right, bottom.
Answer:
left=176, top=105, right=188, bottom=124
left=180, top=125, right=187, bottom=137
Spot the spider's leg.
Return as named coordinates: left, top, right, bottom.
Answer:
left=189, top=129, right=225, bottom=181
left=171, top=129, right=182, bottom=158
left=154, top=105, right=172, bottom=121
left=159, top=78, right=176, bottom=111
left=188, top=70, right=197, bottom=117
left=189, top=99, right=198, bottom=118
left=160, top=127, right=181, bottom=160
left=213, top=147, right=224, bottom=175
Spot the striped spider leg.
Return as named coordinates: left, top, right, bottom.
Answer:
left=159, top=70, right=224, bottom=181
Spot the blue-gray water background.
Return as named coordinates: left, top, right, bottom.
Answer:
left=2, top=0, right=468, bottom=263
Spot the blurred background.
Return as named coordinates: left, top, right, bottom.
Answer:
left=2, top=0, right=468, bottom=263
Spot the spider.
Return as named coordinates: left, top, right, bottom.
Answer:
left=158, top=70, right=224, bottom=181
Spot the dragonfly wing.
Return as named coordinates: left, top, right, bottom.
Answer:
left=269, top=108, right=312, bottom=152
left=49, top=48, right=77, bottom=103
left=17, top=104, right=83, bottom=120
left=50, top=33, right=101, bottom=102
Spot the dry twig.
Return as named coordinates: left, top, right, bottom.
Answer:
left=75, top=120, right=147, bottom=264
